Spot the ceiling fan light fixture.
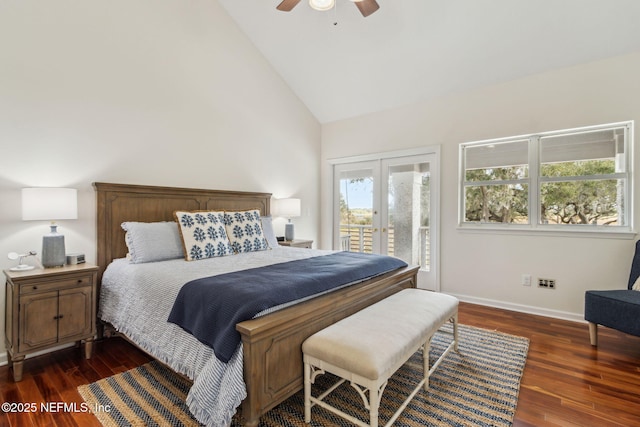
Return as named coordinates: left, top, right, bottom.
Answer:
left=309, top=0, right=335, bottom=11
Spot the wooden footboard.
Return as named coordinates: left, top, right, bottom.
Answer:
left=236, top=265, right=419, bottom=427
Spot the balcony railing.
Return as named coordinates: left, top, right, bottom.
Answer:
left=339, top=224, right=430, bottom=270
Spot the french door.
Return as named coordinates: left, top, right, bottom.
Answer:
left=333, top=151, right=439, bottom=291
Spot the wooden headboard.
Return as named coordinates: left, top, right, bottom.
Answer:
left=93, top=182, right=271, bottom=282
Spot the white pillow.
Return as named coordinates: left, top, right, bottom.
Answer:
left=632, top=275, right=640, bottom=291
left=261, top=216, right=279, bottom=249
left=121, top=221, right=184, bottom=264
left=174, top=211, right=234, bottom=261
left=225, top=210, right=269, bottom=253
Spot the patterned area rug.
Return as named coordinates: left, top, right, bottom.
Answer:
left=78, top=324, right=529, bottom=427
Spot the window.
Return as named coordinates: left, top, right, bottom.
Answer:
left=459, top=121, right=633, bottom=233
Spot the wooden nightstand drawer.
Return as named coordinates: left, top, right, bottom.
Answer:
left=19, top=274, right=94, bottom=295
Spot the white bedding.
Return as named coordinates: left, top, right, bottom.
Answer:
left=99, top=246, right=332, bottom=427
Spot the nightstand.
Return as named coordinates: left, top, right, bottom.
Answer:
left=278, top=239, right=313, bottom=249
left=4, top=263, right=98, bottom=381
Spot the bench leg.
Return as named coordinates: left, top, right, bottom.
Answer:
left=423, top=336, right=432, bottom=391
left=369, top=385, right=379, bottom=427
left=304, top=362, right=311, bottom=423
left=452, top=314, right=459, bottom=352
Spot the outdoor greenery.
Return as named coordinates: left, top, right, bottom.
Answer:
left=541, top=160, right=619, bottom=225
left=339, top=178, right=372, bottom=225
left=464, top=160, right=620, bottom=225
left=465, top=166, right=528, bottom=223
left=339, top=174, right=431, bottom=227
left=339, top=204, right=372, bottom=225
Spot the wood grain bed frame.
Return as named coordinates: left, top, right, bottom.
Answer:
left=94, top=182, right=418, bottom=426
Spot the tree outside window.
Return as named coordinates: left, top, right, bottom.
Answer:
left=460, top=122, right=633, bottom=232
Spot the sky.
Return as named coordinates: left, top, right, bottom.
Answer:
left=340, top=178, right=373, bottom=209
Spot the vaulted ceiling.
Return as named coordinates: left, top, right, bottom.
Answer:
left=217, top=0, right=640, bottom=123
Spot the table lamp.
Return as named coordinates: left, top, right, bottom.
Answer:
left=275, top=198, right=301, bottom=241
left=22, top=188, right=78, bottom=268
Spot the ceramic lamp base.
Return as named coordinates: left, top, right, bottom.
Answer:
left=285, top=223, right=295, bottom=241
left=42, top=225, right=66, bottom=268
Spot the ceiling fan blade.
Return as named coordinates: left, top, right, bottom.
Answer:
left=354, top=0, right=380, bottom=17
left=277, top=0, right=302, bottom=12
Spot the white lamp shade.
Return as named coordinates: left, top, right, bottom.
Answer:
left=22, top=188, right=78, bottom=221
left=274, top=198, right=301, bottom=218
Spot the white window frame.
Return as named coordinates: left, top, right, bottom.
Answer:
left=458, top=121, right=635, bottom=238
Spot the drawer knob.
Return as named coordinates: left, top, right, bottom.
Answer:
left=32, top=286, right=38, bottom=290
left=54, top=314, right=64, bottom=320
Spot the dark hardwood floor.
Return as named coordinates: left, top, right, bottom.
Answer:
left=2, top=302, right=639, bottom=426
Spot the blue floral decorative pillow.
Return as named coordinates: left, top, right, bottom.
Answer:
left=224, top=210, right=269, bottom=254
left=174, top=211, right=234, bottom=261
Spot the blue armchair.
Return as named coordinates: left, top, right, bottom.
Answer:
left=584, top=240, right=640, bottom=346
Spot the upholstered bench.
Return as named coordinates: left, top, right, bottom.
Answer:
left=302, top=289, right=459, bottom=427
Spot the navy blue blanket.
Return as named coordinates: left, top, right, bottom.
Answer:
left=167, top=252, right=407, bottom=363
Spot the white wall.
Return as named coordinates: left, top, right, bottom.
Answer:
left=321, top=52, right=640, bottom=320
left=0, top=0, right=320, bottom=359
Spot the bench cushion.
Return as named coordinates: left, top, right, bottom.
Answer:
left=302, top=289, right=458, bottom=381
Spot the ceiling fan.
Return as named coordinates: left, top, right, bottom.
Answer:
left=277, top=0, right=380, bottom=18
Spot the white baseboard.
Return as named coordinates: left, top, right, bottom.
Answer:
left=449, top=293, right=585, bottom=323
left=0, top=343, right=76, bottom=367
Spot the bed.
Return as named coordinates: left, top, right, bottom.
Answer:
left=94, top=182, right=419, bottom=426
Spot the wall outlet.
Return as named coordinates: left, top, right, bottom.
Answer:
left=521, top=274, right=531, bottom=286
left=538, top=278, right=556, bottom=289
